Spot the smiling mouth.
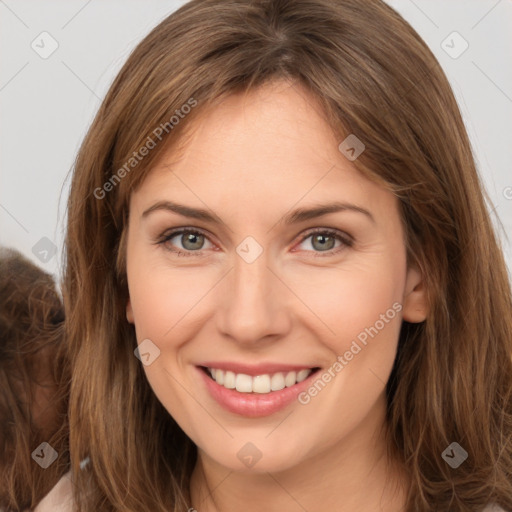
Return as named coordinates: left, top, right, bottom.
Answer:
left=200, top=366, right=321, bottom=394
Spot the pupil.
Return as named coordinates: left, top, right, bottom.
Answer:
left=314, top=234, right=334, bottom=251
left=183, top=233, right=203, bottom=250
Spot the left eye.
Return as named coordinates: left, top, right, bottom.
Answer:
left=294, top=229, right=352, bottom=256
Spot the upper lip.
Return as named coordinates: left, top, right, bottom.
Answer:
left=198, top=361, right=319, bottom=376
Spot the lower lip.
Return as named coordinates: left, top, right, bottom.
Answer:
left=197, top=366, right=319, bottom=418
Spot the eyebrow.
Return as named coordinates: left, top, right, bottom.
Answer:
left=141, top=200, right=375, bottom=225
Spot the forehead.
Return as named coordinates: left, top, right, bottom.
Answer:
left=129, top=81, right=396, bottom=222
left=174, top=81, right=341, bottom=172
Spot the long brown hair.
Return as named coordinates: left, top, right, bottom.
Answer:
left=63, top=0, right=512, bottom=510
left=0, top=248, right=70, bottom=510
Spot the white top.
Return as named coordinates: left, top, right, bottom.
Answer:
left=31, top=472, right=509, bottom=512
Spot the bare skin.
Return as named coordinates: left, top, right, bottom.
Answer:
left=125, top=79, right=427, bottom=511
left=30, top=346, right=61, bottom=438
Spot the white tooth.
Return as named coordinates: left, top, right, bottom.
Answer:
left=216, top=369, right=225, bottom=385
left=208, top=367, right=215, bottom=378
left=235, top=373, right=253, bottom=393
left=284, top=371, right=297, bottom=387
left=296, top=369, right=311, bottom=382
left=224, top=371, right=236, bottom=389
left=270, top=372, right=286, bottom=391
left=252, top=374, right=271, bottom=393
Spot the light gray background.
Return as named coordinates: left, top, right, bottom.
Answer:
left=1, top=0, right=511, bottom=284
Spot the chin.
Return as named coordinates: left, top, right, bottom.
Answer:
left=199, top=438, right=310, bottom=475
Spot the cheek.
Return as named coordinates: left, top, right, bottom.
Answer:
left=31, top=383, right=60, bottom=436
left=127, top=257, right=213, bottom=342
left=291, top=259, right=405, bottom=440
left=288, top=254, right=405, bottom=357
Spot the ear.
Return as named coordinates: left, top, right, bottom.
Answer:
left=126, top=299, right=134, bottom=324
left=402, top=266, right=429, bottom=323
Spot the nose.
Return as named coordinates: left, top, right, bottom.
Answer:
left=215, top=249, right=292, bottom=346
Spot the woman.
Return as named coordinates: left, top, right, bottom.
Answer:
left=57, top=0, right=512, bottom=510
left=0, top=248, right=70, bottom=511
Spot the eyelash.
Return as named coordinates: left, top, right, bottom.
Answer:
left=156, top=227, right=353, bottom=258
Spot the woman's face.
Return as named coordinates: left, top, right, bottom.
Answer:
left=125, top=80, right=427, bottom=473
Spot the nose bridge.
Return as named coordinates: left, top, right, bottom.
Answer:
left=216, top=243, right=289, bottom=343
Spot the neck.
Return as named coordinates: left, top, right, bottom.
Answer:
left=189, top=394, right=409, bottom=512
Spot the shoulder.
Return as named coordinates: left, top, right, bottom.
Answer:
left=33, top=470, right=73, bottom=512
left=483, top=505, right=509, bottom=512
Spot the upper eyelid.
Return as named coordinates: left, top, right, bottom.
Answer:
left=159, top=227, right=216, bottom=249
left=160, top=227, right=213, bottom=243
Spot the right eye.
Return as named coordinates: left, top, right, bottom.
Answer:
left=157, top=228, right=215, bottom=257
